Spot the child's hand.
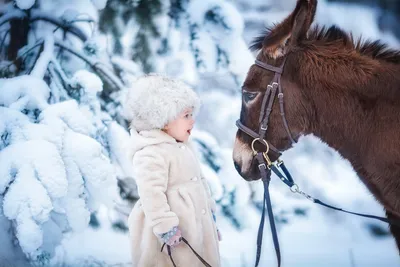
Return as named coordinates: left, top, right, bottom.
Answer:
left=160, top=226, right=182, bottom=247
left=166, top=229, right=182, bottom=247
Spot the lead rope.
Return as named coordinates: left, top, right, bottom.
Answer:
left=254, top=153, right=281, bottom=267
left=161, top=237, right=213, bottom=267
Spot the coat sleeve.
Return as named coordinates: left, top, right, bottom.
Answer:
left=132, top=146, right=179, bottom=235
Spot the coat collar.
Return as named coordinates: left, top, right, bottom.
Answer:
left=129, top=128, right=188, bottom=157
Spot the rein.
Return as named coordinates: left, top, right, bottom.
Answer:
left=161, top=237, right=212, bottom=267
left=236, top=58, right=400, bottom=267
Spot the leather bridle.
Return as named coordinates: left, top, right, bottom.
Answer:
left=236, top=58, right=296, bottom=165
left=235, top=57, right=296, bottom=267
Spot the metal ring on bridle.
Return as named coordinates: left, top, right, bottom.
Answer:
left=251, top=138, right=270, bottom=155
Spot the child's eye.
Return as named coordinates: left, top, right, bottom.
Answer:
left=185, top=113, right=192, bottom=118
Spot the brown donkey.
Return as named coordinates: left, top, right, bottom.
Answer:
left=232, top=0, right=400, bottom=253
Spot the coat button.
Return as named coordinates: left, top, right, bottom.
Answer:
left=201, top=209, right=206, bottom=215
left=192, top=176, right=198, bottom=181
left=180, top=145, right=186, bottom=149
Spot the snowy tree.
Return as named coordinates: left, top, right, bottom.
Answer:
left=98, top=0, right=253, bottom=87
left=0, top=0, right=132, bottom=264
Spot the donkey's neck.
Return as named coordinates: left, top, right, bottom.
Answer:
left=307, top=78, right=400, bottom=215
left=310, top=95, right=370, bottom=164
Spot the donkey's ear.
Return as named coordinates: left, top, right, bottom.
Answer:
left=262, top=0, right=317, bottom=58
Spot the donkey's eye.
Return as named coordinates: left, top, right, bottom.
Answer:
left=243, top=91, right=258, bottom=102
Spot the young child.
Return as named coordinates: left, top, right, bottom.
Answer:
left=124, top=74, right=221, bottom=267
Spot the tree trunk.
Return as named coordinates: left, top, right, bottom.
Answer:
left=8, top=16, right=30, bottom=70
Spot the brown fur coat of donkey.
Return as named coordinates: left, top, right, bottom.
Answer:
left=233, top=0, right=400, bottom=253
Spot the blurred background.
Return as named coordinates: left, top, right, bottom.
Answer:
left=0, top=0, right=399, bottom=266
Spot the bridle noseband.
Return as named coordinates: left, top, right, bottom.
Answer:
left=236, top=58, right=296, bottom=167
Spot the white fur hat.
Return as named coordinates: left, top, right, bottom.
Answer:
left=123, top=73, right=201, bottom=131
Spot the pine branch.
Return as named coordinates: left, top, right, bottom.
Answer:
left=27, top=42, right=44, bottom=74
left=48, top=63, right=69, bottom=100
left=55, top=41, right=125, bottom=91
left=31, top=35, right=54, bottom=78
left=2, top=37, right=125, bottom=92
left=30, top=10, right=88, bottom=41
left=0, top=9, right=88, bottom=42
left=50, top=57, right=74, bottom=86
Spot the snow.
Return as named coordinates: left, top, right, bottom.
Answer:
left=0, top=75, right=50, bottom=112
left=106, top=121, right=133, bottom=179
left=61, top=205, right=131, bottom=266
left=31, top=35, right=54, bottom=78
left=15, top=0, right=36, bottom=10
left=0, top=141, right=65, bottom=256
left=0, top=80, right=116, bottom=262
left=61, top=8, right=80, bottom=22
left=90, top=0, right=107, bottom=10
left=72, top=69, right=103, bottom=96
left=189, top=0, right=243, bottom=34
left=39, top=100, right=95, bottom=137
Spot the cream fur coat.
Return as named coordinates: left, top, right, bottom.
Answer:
left=127, top=129, right=221, bottom=267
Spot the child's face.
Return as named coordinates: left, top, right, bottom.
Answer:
left=163, top=108, right=195, bottom=142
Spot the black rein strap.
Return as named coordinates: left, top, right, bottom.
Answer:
left=161, top=237, right=212, bottom=267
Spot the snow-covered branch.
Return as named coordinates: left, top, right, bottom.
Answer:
left=55, top=41, right=125, bottom=91
left=0, top=9, right=88, bottom=42
left=31, top=35, right=54, bottom=78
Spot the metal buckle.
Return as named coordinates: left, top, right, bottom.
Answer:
left=258, top=163, right=267, bottom=170
left=260, top=124, right=268, bottom=131
left=262, top=152, right=272, bottom=167
left=271, top=82, right=278, bottom=88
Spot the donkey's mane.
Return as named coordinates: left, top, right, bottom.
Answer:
left=250, top=25, right=400, bottom=64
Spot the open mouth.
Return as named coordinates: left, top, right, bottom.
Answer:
left=187, top=129, right=192, bottom=134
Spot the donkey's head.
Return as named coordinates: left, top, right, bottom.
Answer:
left=233, top=0, right=318, bottom=180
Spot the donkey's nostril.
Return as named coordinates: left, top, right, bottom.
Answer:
left=234, top=162, right=241, bottom=173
